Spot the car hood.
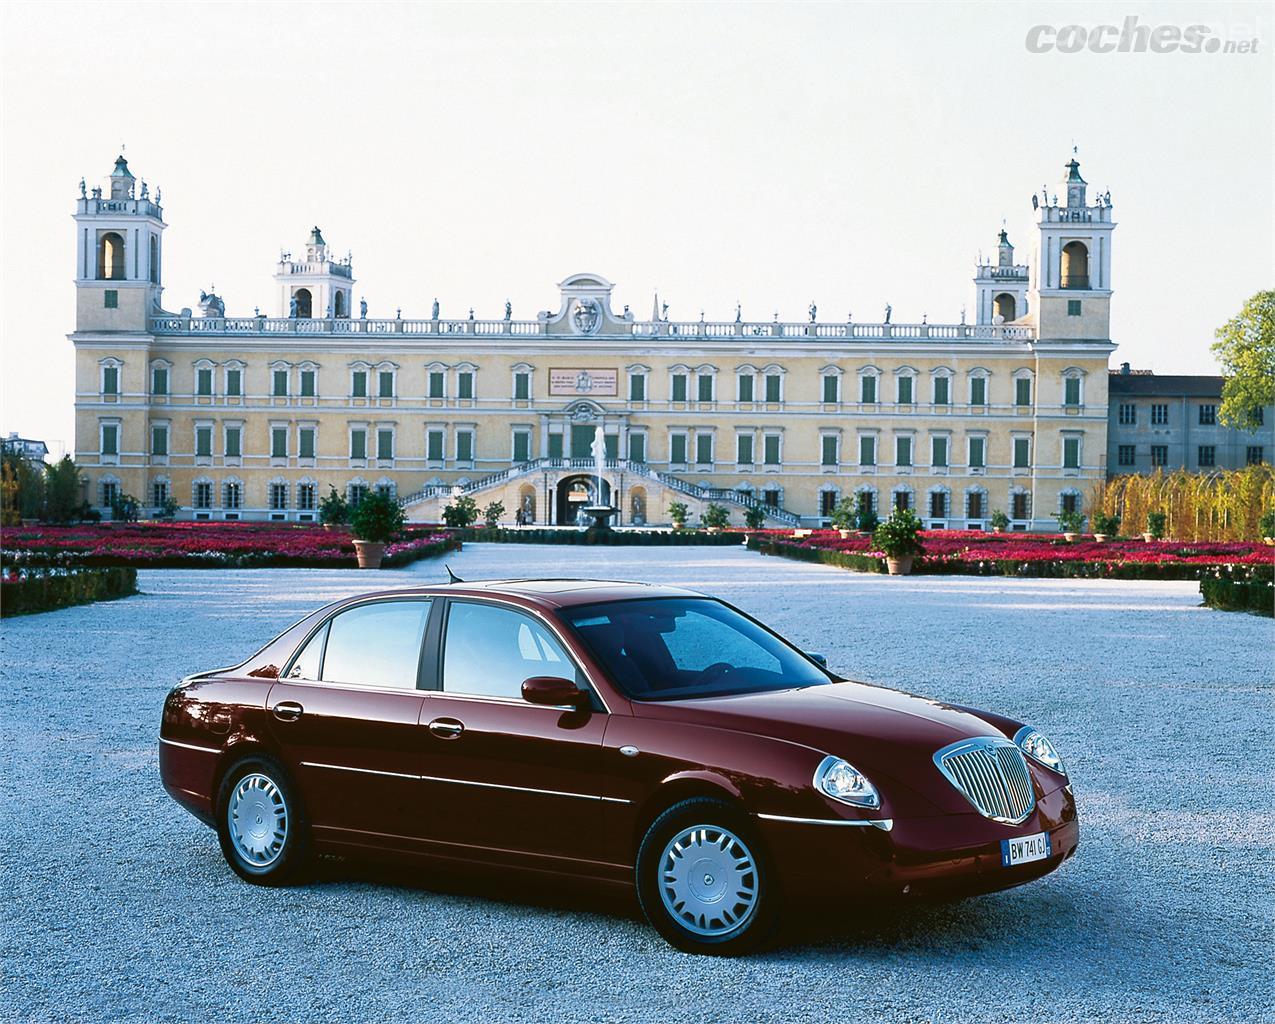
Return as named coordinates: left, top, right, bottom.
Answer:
left=633, top=680, right=1007, bottom=771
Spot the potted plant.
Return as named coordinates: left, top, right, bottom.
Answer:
left=1144, top=510, right=1167, bottom=543
left=441, top=494, right=479, bottom=529
left=1056, top=508, right=1083, bottom=542
left=831, top=495, right=857, bottom=538
left=482, top=500, right=505, bottom=529
left=668, top=501, right=689, bottom=530
left=319, top=487, right=349, bottom=531
left=349, top=490, right=406, bottom=568
left=1091, top=511, right=1120, bottom=542
left=989, top=509, right=1009, bottom=533
left=1261, top=509, right=1275, bottom=546
left=873, top=507, right=924, bottom=575
left=701, top=502, right=730, bottom=533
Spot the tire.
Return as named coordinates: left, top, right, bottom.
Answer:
left=635, top=797, right=778, bottom=955
left=215, top=755, right=308, bottom=886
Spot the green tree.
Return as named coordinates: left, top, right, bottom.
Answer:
left=1212, top=289, right=1274, bottom=429
left=743, top=505, right=767, bottom=530
left=701, top=503, right=730, bottom=529
left=350, top=491, right=406, bottom=543
left=44, top=456, right=82, bottom=523
left=482, top=500, right=505, bottom=528
left=442, top=494, right=479, bottom=528
left=668, top=501, right=689, bottom=529
left=318, top=487, right=349, bottom=525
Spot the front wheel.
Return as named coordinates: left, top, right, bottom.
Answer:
left=215, top=755, right=308, bottom=885
left=636, top=798, right=777, bottom=955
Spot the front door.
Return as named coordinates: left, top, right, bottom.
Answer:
left=266, top=598, right=433, bottom=845
left=416, top=598, right=615, bottom=871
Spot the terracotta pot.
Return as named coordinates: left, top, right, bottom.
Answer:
left=837, top=528, right=852, bottom=539
left=705, top=527, right=721, bottom=534
left=1142, top=532, right=1154, bottom=543
left=992, top=527, right=1002, bottom=534
left=322, top=522, right=334, bottom=532
left=886, top=554, right=914, bottom=576
left=1063, top=532, right=1078, bottom=543
left=1264, top=537, right=1274, bottom=546
left=352, top=539, right=386, bottom=568
left=1094, top=534, right=1109, bottom=543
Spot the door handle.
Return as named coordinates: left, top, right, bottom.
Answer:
left=272, top=700, right=304, bottom=722
left=428, top=718, right=464, bottom=739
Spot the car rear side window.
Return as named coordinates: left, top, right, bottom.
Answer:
left=442, top=602, right=573, bottom=700
left=320, top=600, right=430, bottom=690
left=287, top=622, right=328, bottom=680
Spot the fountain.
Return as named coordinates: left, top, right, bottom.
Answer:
left=581, top=424, right=617, bottom=536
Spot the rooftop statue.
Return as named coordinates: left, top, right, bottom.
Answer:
left=884, top=304, right=892, bottom=324
left=809, top=301, right=817, bottom=323
left=360, top=297, right=368, bottom=318
left=505, top=300, right=512, bottom=320
left=79, top=178, right=86, bottom=198
left=431, top=298, right=440, bottom=319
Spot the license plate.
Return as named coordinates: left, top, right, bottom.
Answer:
left=1001, top=831, right=1051, bottom=867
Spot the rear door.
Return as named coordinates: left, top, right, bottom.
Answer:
left=266, top=597, right=433, bottom=846
left=416, top=598, right=618, bottom=871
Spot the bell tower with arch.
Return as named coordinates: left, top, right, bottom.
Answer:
left=973, top=228, right=1029, bottom=325
left=73, top=154, right=166, bottom=332
left=274, top=227, right=354, bottom=319
left=1029, top=156, right=1116, bottom=340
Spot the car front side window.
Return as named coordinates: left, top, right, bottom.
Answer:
left=442, top=602, right=575, bottom=700
left=319, top=600, right=430, bottom=690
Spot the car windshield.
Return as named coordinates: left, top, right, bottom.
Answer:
left=560, top=597, right=831, bottom=701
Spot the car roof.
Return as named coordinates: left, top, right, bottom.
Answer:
left=338, top=578, right=704, bottom=610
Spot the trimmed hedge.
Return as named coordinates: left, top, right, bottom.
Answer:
left=1200, top=578, right=1274, bottom=616
left=455, top=528, right=745, bottom=546
left=1, top=566, right=138, bottom=617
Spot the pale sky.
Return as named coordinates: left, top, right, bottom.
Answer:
left=2, top=0, right=1271, bottom=455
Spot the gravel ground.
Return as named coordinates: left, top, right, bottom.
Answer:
left=1, top=543, right=1272, bottom=1024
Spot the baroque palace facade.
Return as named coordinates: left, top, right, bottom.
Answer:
left=73, top=154, right=1116, bottom=528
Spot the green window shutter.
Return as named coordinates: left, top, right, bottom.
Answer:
left=738, top=375, right=754, bottom=402
left=428, top=431, right=444, bottom=461
left=629, top=375, right=645, bottom=401
left=1064, top=438, right=1080, bottom=468
left=547, top=433, right=563, bottom=459
left=897, top=437, right=912, bottom=467
left=458, top=373, right=473, bottom=399
left=1065, top=377, right=1081, bottom=406
left=152, top=368, right=167, bottom=395
left=196, top=428, right=211, bottom=458
left=821, top=436, right=837, bottom=466
left=897, top=376, right=913, bottom=405
left=672, top=375, right=687, bottom=402
left=670, top=435, right=687, bottom=464
left=932, top=437, right=947, bottom=467
left=300, top=371, right=315, bottom=397
left=764, top=435, right=780, bottom=464
left=765, top=375, right=781, bottom=403
left=1014, top=438, right=1030, bottom=467
left=823, top=376, right=839, bottom=403
left=225, top=428, right=240, bottom=458
left=378, top=430, right=393, bottom=460
left=226, top=370, right=242, bottom=397
left=604, top=435, right=618, bottom=460
left=629, top=433, right=645, bottom=463
left=514, top=373, right=529, bottom=400
left=969, top=437, right=984, bottom=468
left=272, top=428, right=287, bottom=459
left=429, top=372, right=444, bottom=398
left=1015, top=378, right=1031, bottom=406
left=513, top=432, right=530, bottom=462
left=696, top=434, right=713, bottom=465
left=101, top=425, right=118, bottom=455
left=103, top=367, right=118, bottom=395
left=457, top=432, right=473, bottom=462
left=737, top=435, right=753, bottom=464
left=859, top=436, right=874, bottom=466
left=697, top=375, right=713, bottom=402
left=860, top=375, right=876, bottom=404
left=352, top=371, right=367, bottom=398
left=970, top=377, right=986, bottom=406
left=104, top=290, right=118, bottom=309
left=299, top=430, right=315, bottom=459
left=351, top=430, right=366, bottom=460
left=934, top=377, right=949, bottom=405
left=150, top=426, right=165, bottom=456
left=197, top=369, right=213, bottom=396
left=379, top=372, right=394, bottom=398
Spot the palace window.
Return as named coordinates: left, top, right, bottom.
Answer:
left=350, top=428, right=367, bottom=461
left=151, top=480, right=169, bottom=507
left=224, top=426, right=241, bottom=459
left=968, top=436, right=985, bottom=469
left=514, top=371, right=531, bottom=401
left=100, top=480, right=119, bottom=507
left=352, top=370, right=368, bottom=398
left=197, top=368, right=214, bottom=397
left=1150, top=404, right=1169, bottom=426
left=379, top=371, right=395, bottom=399
left=737, top=374, right=754, bottom=403
left=150, top=424, right=168, bottom=457
left=1198, top=404, right=1216, bottom=426
left=378, top=429, right=394, bottom=461
left=895, top=436, right=912, bottom=467
left=929, top=491, right=949, bottom=519
left=1060, top=492, right=1079, bottom=515
left=1197, top=445, right=1215, bottom=467
left=764, top=374, right=782, bottom=403
left=429, top=371, right=445, bottom=399
left=512, top=430, right=531, bottom=463
left=100, top=423, right=118, bottom=457
left=102, top=365, right=119, bottom=396
left=223, top=482, right=242, bottom=510
left=697, top=374, right=714, bottom=403
left=458, top=372, right=474, bottom=400
left=966, top=491, right=984, bottom=520
left=1117, top=445, right=1136, bottom=466
left=300, top=369, right=316, bottom=398
left=104, top=290, right=118, bottom=309
left=348, top=483, right=368, bottom=508
left=1064, top=376, right=1082, bottom=407
left=763, top=434, right=781, bottom=466
left=196, top=426, right=212, bottom=459
left=859, top=435, right=876, bottom=467
left=670, top=433, right=688, bottom=465
left=1067, top=300, right=1082, bottom=316
left=1247, top=446, right=1265, bottom=465
left=762, top=488, right=781, bottom=508
left=860, top=374, right=877, bottom=404
left=1011, top=492, right=1031, bottom=521
left=269, top=483, right=288, bottom=511
left=271, top=427, right=288, bottom=459
left=628, top=433, right=646, bottom=463
left=695, top=434, right=713, bottom=465
left=896, top=375, right=914, bottom=406
left=931, top=436, right=948, bottom=468
left=151, top=366, right=169, bottom=396
left=272, top=370, right=288, bottom=397
left=427, top=430, right=445, bottom=462
left=298, top=483, right=317, bottom=511
left=1063, top=437, right=1081, bottom=469
left=547, top=433, right=563, bottom=459
left=820, top=491, right=838, bottom=518
left=299, top=427, right=315, bottom=460
left=629, top=374, right=645, bottom=402
left=194, top=481, right=212, bottom=509
left=969, top=376, right=987, bottom=406
left=1118, top=403, right=1136, bottom=425
left=97, top=232, right=125, bottom=280
left=737, top=434, right=754, bottom=466
left=226, top=368, right=242, bottom=397
left=1151, top=445, right=1168, bottom=467
left=933, top=376, right=950, bottom=406
left=894, top=490, right=912, bottom=512
left=822, top=375, right=839, bottom=404
left=821, top=435, right=838, bottom=467
left=1015, top=377, right=1032, bottom=407
left=671, top=374, right=688, bottom=402
left=1013, top=437, right=1031, bottom=468
left=456, top=430, right=474, bottom=463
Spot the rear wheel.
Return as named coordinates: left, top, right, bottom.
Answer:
left=636, top=797, right=777, bottom=955
left=215, top=755, right=308, bottom=885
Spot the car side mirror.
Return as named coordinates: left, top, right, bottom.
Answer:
left=806, top=652, right=828, bottom=667
left=522, top=675, right=587, bottom=709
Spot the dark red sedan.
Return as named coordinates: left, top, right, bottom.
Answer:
left=160, top=579, right=1078, bottom=954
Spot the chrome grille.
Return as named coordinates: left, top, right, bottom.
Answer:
left=934, top=738, right=1036, bottom=824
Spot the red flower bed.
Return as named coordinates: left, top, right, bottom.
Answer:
left=0, top=522, right=459, bottom=570
left=748, top=529, right=1273, bottom=580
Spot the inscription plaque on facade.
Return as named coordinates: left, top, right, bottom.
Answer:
left=549, top=368, right=618, bottom=397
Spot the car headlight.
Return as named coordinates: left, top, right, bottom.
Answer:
left=814, top=755, right=880, bottom=809
left=1014, top=726, right=1066, bottom=775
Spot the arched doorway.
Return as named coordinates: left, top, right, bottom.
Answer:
left=293, top=288, right=312, bottom=318
left=993, top=292, right=1016, bottom=322
left=333, top=291, right=347, bottom=318
left=1061, top=242, right=1089, bottom=289
left=98, top=232, right=125, bottom=280
left=556, top=474, right=610, bottom=525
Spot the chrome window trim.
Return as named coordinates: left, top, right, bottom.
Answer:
left=160, top=737, right=220, bottom=755
left=298, top=761, right=629, bottom=803
left=933, top=736, right=1036, bottom=826
left=758, top=813, right=893, bottom=832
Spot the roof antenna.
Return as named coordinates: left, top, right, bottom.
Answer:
left=446, top=565, right=464, bottom=584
